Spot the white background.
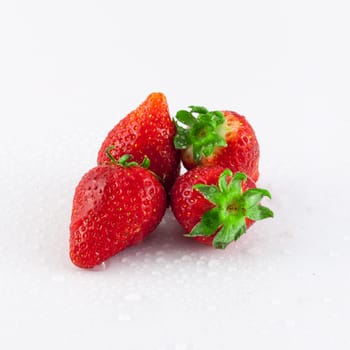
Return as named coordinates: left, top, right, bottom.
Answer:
left=1, top=1, right=349, bottom=349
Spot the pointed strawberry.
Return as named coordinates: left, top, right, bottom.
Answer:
left=174, top=106, right=260, bottom=182
left=97, top=92, right=180, bottom=192
left=70, top=150, right=167, bottom=268
left=170, top=166, right=273, bottom=248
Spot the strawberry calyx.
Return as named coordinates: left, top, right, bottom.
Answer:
left=186, top=169, right=273, bottom=249
left=105, top=146, right=150, bottom=169
left=173, top=106, right=227, bottom=163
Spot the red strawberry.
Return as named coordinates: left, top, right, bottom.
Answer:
left=174, top=106, right=260, bottom=182
left=70, top=151, right=167, bottom=268
left=170, top=166, right=273, bottom=248
left=97, top=92, right=180, bottom=192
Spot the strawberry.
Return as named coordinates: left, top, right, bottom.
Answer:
left=70, top=150, right=167, bottom=268
left=170, top=166, right=273, bottom=249
left=97, top=92, right=180, bottom=192
left=174, top=106, right=260, bottom=182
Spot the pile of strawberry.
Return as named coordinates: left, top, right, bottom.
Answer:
left=69, top=93, right=273, bottom=268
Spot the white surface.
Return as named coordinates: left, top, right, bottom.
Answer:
left=1, top=1, right=349, bottom=349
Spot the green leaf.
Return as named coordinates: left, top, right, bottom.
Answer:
left=182, top=168, right=273, bottom=249
left=246, top=205, right=274, bottom=221
left=174, top=132, right=189, bottom=149
left=105, top=145, right=117, bottom=164
left=189, top=105, right=208, bottom=114
left=213, top=110, right=225, bottom=119
left=232, top=172, right=247, bottom=182
left=202, top=143, right=215, bottom=157
left=173, top=105, right=227, bottom=159
left=243, top=188, right=271, bottom=209
left=140, top=156, right=150, bottom=169
left=118, top=154, right=132, bottom=164
left=193, top=184, right=220, bottom=204
left=213, top=134, right=227, bottom=147
left=186, top=208, right=222, bottom=237
left=175, top=110, right=197, bottom=126
left=116, top=154, right=141, bottom=167
left=212, top=220, right=246, bottom=249
left=218, top=169, right=232, bottom=192
left=173, top=121, right=189, bottom=149
left=197, top=113, right=210, bottom=123
left=227, top=172, right=247, bottom=193
left=192, top=144, right=202, bottom=163
left=209, top=111, right=225, bottom=126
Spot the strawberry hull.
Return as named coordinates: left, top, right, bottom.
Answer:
left=175, top=108, right=260, bottom=182
left=170, top=166, right=272, bottom=249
